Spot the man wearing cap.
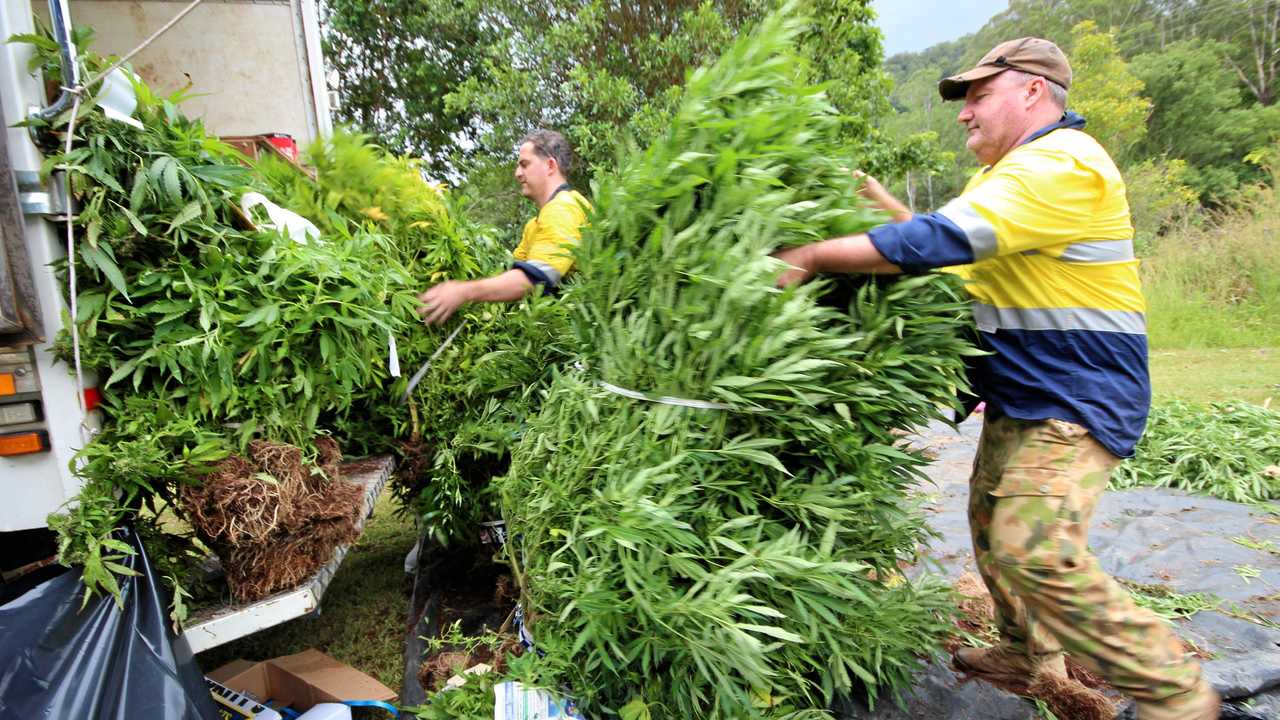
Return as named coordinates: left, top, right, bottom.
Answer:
left=775, top=38, right=1219, bottom=719
left=418, top=129, right=590, bottom=325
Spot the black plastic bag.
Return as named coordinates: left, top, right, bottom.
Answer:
left=0, top=527, right=219, bottom=720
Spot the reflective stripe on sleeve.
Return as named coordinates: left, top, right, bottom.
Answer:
left=936, top=198, right=998, bottom=260
left=972, top=302, right=1146, bottom=334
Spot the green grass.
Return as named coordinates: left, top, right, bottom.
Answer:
left=195, top=490, right=417, bottom=692
left=1143, top=190, right=1280, bottom=350
left=1150, top=347, right=1280, bottom=405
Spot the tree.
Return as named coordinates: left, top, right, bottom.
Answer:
left=322, top=0, right=903, bottom=175
left=1132, top=39, right=1280, bottom=199
left=322, top=0, right=498, bottom=164
left=433, top=0, right=904, bottom=229
left=882, top=64, right=970, bottom=210
left=442, top=0, right=765, bottom=176
left=444, top=0, right=897, bottom=168
left=798, top=0, right=894, bottom=146
left=1069, top=20, right=1152, bottom=161
left=1202, top=0, right=1279, bottom=106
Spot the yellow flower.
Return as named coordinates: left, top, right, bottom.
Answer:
left=360, top=206, right=389, bottom=221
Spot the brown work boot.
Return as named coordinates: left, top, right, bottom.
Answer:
left=1135, top=680, right=1220, bottom=720
left=953, top=644, right=1067, bottom=680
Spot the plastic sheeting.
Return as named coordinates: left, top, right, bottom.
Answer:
left=840, top=417, right=1280, bottom=719
left=0, top=527, right=220, bottom=720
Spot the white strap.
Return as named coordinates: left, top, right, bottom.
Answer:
left=595, top=378, right=765, bottom=413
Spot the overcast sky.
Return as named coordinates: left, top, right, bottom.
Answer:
left=872, top=0, right=1010, bottom=57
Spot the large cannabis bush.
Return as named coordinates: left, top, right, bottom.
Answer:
left=35, top=69, right=420, bottom=608
left=498, top=8, right=977, bottom=715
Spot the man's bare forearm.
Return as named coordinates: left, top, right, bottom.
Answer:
left=855, top=172, right=912, bottom=223
left=808, top=234, right=902, bottom=274
left=465, top=269, right=534, bottom=303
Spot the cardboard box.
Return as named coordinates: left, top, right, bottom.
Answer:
left=207, top=649, right=396, bottom=714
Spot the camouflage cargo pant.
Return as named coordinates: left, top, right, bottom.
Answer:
left=969, top=413, right=1202, bottom=703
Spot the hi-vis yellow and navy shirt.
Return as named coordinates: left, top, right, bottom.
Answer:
left=868, top=113, right=1149, bottom=457
left=512, top=184, right=591, bottom=290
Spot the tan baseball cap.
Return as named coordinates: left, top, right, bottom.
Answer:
left=938, top=37, right=1072, bottom=101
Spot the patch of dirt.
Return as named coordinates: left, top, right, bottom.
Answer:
left=1183, top=638, right=1215, bottom=661
left=416, top=544, right=522, bottom=693
left=338, top=457, right=390, bottom=476
left=418, top=637, right=523, bottom=693
left=436, top=547, right=515, bottom=631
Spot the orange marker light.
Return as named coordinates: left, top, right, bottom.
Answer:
left=0, top=431, right=47, bottom=456
left=0, top=373, right=15, bottom=396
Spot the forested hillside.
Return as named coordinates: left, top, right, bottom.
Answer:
left=881, top=0, right=1279, bottom=220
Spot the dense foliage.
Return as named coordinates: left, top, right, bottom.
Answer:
left=322, top=0, right=942, bottom=232
left=26, top=33, right=555, bottom=611
left=254, top=133, right=573, bottom=544
left=496, top=10, right=977, bottom=715
left=36, top=76, right=413, bottom=609
left=1113, top=400, right=1280, bottom=503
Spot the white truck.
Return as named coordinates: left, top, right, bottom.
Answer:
left=0, top=0, right=388, bottom=652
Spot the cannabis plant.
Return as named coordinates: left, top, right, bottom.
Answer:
left=499, top=7, right=976, bottom=716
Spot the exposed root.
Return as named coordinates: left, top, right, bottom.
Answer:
left=315, top=435, right=343, bottom=483
left=395, top=438, right=434, bottom=492
left=493, top=574, right=516, bottom=607
left=945, top=571, right=998, bottom=651
left=181, top=451, right=296, bottom=545
left=1026, top=671, right=1117, bottom=720
left=948, top=573, right=1120, bottom=719
left=181, top=438, right=364, bottom=603
left=221, top=516, right=360, bottom=603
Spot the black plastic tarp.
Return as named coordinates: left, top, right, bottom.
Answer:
left=0, top=527, right=219, bottom=720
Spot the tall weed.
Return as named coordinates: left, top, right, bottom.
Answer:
left=1142, top=186, right=1280, bottom=349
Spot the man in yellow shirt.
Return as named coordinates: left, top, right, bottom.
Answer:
left=418, top=129, right=590, bottom=325
left=776, top=39, right=1218, bottom=720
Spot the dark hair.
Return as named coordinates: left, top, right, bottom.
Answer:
left=520, top=129, right=574, bottom=175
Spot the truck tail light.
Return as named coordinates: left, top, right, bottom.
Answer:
left=0, top=431, right=48, bottom=456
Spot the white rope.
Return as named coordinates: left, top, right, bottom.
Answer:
left=62, top=92, right=90, bottom=444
